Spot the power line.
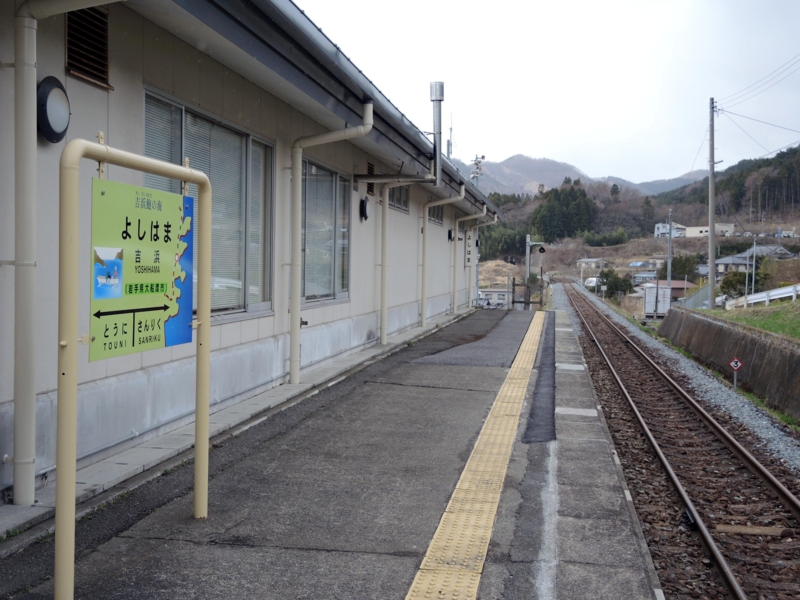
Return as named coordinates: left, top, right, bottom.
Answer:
left=720, top=109, right=800, bottom=135
left=724, top=62, right=800, bottom=109
left=757, top=138, right=800, bottom=159
left=719, top=51, right=800, bottom=102
left=722, top=112, right=769, bottom=153
left=689, top=125, right=709, bottom=173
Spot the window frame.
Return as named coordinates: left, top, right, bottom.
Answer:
left=427, top=198, right=444, bottom=226
left=301, top=157, right=351, bottom=305
left=143, top=88, right=275, bottom=318
left=389, top=185, right=409, bottom=213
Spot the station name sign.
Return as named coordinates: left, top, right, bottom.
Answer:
left=89, top=178, right=194, bottom=361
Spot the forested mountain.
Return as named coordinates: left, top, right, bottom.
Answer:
left=655, top=146, right=800, bottom=225
left=473, top=147, right=800, bottom=261
left=600, top=170, right=707, bottom=196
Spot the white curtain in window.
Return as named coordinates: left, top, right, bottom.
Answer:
left=304, top=164, right=335, bottom=299
left=249, top=142, right=271, bottom=304
left=185, top=112, right=246, bottom=312
left=336, top=178, right=350, bottom=294
left=143, top=95, right=182, bottom=194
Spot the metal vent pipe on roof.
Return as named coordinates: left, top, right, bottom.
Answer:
left=430, top=82, right=443, bottom=188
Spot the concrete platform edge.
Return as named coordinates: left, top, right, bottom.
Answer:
left=563, top=309, right=664, bottom=598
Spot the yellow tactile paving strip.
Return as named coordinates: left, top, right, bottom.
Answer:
left=406, top=312, right=545, bottom=600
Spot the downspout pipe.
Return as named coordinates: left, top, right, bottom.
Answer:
left=473, top=214, right=498, bottom=309
left=379, top=183, right=402, bottom=345
left=420, top=184, right=464, bottom=327
left=357, top=175, right=434, bottom=345
left=452, top=206, right=486, bottom=314
left=12, top=0, right=122, bottom=508
left=290, top=101, right=373, bottom=384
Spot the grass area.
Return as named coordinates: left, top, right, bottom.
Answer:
left=708, top=301, right=800, bottom=341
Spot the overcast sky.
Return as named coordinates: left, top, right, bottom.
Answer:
left=294, top=0, right=800, bottom=184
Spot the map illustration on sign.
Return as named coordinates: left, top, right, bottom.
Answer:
left=90, top=178, right=194, bottom=361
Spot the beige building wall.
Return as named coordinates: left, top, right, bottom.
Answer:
left=0, top=3, right=469, bottom=489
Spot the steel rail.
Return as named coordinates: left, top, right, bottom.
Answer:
left=565, top=285, right=749, bottom=600
left=569, top=284, right=800, bottom=521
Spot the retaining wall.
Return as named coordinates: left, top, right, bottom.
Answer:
left=658, top=306, right=800, bottom=421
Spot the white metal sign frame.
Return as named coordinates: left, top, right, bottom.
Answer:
left=56, top=139, right=212, bottom=600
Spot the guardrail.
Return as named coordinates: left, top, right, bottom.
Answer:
left=677, top=283, right=710, bottom=309
left=726, top=284, right=799, bottom=309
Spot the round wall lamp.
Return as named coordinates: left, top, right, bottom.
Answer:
left=37, top=76, right=71, bottom=143
left=359, top=197, right=370, bottom=221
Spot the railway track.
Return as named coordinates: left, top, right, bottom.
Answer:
left=562, top=283, right=800, bottom=600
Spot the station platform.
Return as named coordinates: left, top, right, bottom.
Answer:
left=1, top=309, right=662, bottom=599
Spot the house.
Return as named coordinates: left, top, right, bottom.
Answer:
left=654, top=222, right=686, bottom=238
left=0, top=1, right=497, bottom=500
left=716, top=245, right=796, bottom=274
left=685, top=223, right=734, bottom=238
left=647, top=254, right=668, bottom=270
left=576, top=258, right=609, bottom=270
left=633, top=271, right=657, bottom=285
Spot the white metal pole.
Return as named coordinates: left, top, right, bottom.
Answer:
left=12, top=8, right=38, bottom=509
left=421, top=207, right=429, bottom=326
left=468, top=226, right=475, bottom=308
left=452, top=218, right=458, bottom=314
left=708, top=98, right=716, bottom=309
left=290, top=146, right=303, bottom=383
left=421, top=185, right=464, bottom=326
left=378, top=183, right=406, bottom=344
left=380, top=184, right=388, bottom=343
left=11, top=0, right=124, bottom=509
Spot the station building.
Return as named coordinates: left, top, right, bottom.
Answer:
left=0, top=0, right=497, bottom=499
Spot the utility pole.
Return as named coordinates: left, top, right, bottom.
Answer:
left=708, top=97, right=717, bottom=310
left=667, top=208, right=673, bottom=284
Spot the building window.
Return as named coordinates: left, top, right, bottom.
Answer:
left=389, top=186, right=409, bottom=212
left=428, top=201, right=444, bottom=225
left=302, top=161, right=350, bottom=301
left=143, top=93, right=273, bottom=314
left=455, top=211, right=466, bottom=232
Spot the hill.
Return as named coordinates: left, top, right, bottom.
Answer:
left=654, top=145, right=800, bottom=231
left=452, top=155, right=588, bottom=195
left=452, top=154, right=705, bottom=197
left=598, top=170, right=707, bottom=196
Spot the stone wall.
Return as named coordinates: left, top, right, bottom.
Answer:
left=658, top=306, right=800, bottom=420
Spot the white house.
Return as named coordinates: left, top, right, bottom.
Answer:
left=0, top=1, right=497, bottom=502
left=654, top=222, right=686, bottom=238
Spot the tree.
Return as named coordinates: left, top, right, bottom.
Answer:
left=720, top=271, right=748, bottom=298
left=641, top=197, right=655, bottom=234
left=656, top=254, right=699, bottom=283
left=573, top=178, right=582, bottom=187
left=597, top=268, right=634, bottom=295
left=537, top=183, right=545, bottom=196
left=610, top=183, right=620, bottom=203
left=563, top=176, right=572, bottom=186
